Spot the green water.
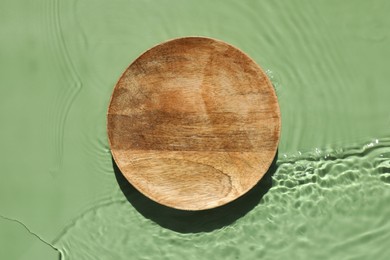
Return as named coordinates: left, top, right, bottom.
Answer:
left=1, top=0, right=390, bottom=259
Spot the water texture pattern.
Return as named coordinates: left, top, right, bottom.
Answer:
left=0, top=0, right=390, bottom=259
left=55, top=139, right=390, bottom=259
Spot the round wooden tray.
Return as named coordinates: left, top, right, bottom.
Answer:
left=107, top=37, right=280, bottom=210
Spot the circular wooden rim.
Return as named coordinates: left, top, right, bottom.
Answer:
left=107, top=36, right=281, bottom=210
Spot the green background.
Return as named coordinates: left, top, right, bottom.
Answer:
left=1, top=0, right=390, bottom=259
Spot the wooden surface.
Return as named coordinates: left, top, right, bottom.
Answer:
left=107, top=37, right=281, bottom=210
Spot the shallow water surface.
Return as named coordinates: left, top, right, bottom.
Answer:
left=1, top=0, right=390, bottom=259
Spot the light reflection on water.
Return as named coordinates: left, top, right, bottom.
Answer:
left=1, top=0, right=390, bottom=259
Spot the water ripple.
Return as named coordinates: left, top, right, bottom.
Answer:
left=45, top=0, right=82, bottom=174
left=53, top=137, right=390, bottom=260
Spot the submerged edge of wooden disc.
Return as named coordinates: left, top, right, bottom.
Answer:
left=107, top=37, right=281, bottom=211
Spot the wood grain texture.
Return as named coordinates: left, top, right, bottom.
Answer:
left=107, top=37, right=281, bottom=210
